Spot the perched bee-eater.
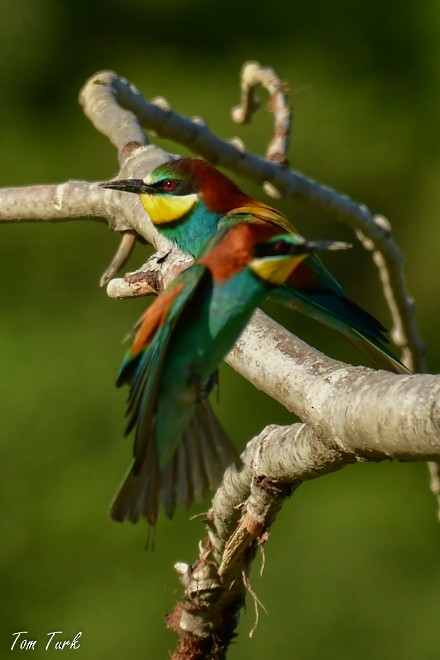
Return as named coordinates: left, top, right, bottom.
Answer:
left=103, top=158, right=408, bottom=374
left=111, top=222, right=347, bottom=529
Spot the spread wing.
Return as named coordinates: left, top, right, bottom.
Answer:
left=117, top=264, right=208, bottom=472
left=111, top=257, right=240, bottom=530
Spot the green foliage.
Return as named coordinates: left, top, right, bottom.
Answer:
left=1, top=1, right=440, bottom=658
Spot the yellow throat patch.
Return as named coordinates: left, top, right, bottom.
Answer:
left=139, top=193, right=198, bottom=225
left=249, top=253, right=308, bottom=285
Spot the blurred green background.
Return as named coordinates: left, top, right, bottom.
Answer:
left=1, top=0, right=440, bottom=658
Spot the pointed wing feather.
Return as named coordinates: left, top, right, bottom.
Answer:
left=117, top=280, right=187, bottom=387
left=272, top=284, right=408, bottom=372
left=344, top=329, right=410, bottom=374
left=117, top=264, right=208, bottom=473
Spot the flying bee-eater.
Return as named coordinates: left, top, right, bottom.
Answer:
left=103, top=158, right=408, bottom=374
left=111, top=222, right=348, bottom=529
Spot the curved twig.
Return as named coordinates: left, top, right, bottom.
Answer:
left=231, top=60, right=292, bottom=167
left=99, top=231, right=137, bottom=286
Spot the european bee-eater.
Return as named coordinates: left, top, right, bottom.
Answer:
left=111, top=222, right=347, bottom=529
left=103, top=158, right=408, bottom=374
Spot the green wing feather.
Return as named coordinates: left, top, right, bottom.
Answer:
left=117, top=264, right=208, bottom=473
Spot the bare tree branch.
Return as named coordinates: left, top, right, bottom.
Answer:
left=0, top=63, right=436, bottom=658
left=79, top=71, right=150, bottom=162
left=168, top=407, right=440, bottom=655
left=0, top=181, right=109, bottom=224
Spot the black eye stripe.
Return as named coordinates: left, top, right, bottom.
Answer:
left=253, top=240, right=298, bottom=258
left=150, top=179, right=199, bottom=195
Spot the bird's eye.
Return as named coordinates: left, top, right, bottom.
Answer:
left=163, top=180, right=177, bottom=191
left=272, top=240, right=290, bottom=255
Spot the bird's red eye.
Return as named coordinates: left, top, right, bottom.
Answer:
left=163, top=180, right=177, bottom=191
left=273, top=240, right=290, bottom=254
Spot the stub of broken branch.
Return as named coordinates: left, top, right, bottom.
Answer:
left=217, top=476, right=290, bottom=578
left=106, top=249, right=194, bottom=298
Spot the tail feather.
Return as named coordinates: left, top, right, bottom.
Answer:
left=110, top=426, right=160, bottom=525
left=160, top=458, right=177, bottom=520
left=271, top=283, right=409, bottom=373
left=109, top=400, right=239, bottom=529
left=194, top=414, right=220, bottom=488
left=343, top=330, right=410, bottom=374
left=191, top=400, right=239, bottom=486
left=174, top=438, right=194, bottom=510
left=184, top=416, right=210, bottom=502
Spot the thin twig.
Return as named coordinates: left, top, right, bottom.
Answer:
left=231, top=60, right=292, bottom=166
left=427, top=461, right=440, bottom=521
left=99, top=230, right=137, bottom=287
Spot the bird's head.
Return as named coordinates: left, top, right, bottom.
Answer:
left=102, top=158, right=251, bottom=227
left=199, top=222, right=351, bottom=286
left=249, top=231, right=350, bottom=285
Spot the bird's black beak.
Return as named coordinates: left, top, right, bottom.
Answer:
left=300, top=239, right=352, bottom=254
left=100, top=179, right=154, bottom=195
